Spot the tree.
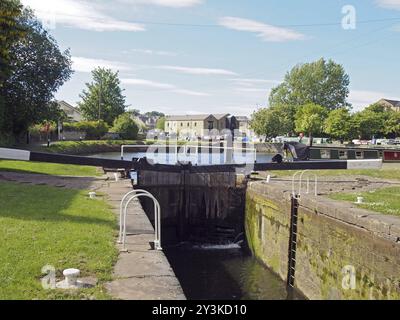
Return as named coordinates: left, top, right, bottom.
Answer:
left=269, top=58, right=350, bottom=110
left=352, top=110, right=385, bottom=139
left=146, top=111, right=165, bottom=118
left=0, top=0, right=25, bottom=84
left=0, top=0, right=25, bottom=140
left=348, top=102, right=393, bottom=139
left=384, top=112, right=400, bottom=138
left=0, top=7, right=72, bottom=141
left=324, top=108, right=351, bottom=141
left=250, top=104, right=296, bottom=138
left=155, top=117, right=166, bottom=130
left=79, top=68, right=127, bottom=126
left=64, top=121, right=109, bottom=140
left=295, top=103, right=327, bottom=142
left=130, top=109, right=141, bottom=117
left=112, top=113, right=139, bottom=140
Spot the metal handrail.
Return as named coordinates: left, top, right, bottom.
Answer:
left=119, top=189, right=162, bottom=251
left=299, top=170, right=318, bottom=197
left=292, top=170, right=318, bottom=198
left=292, top=171, right=304, bottom=198
left=118, top=189, right=149, bottom=243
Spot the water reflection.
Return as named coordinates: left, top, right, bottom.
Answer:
left=90, top=152, right=274, bottom=165
left=164, top=244, right=305, bottom=300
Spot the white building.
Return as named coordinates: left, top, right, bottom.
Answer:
left=58, top=100, right=82, bottom=122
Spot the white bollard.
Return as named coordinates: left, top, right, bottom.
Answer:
left=89, top=192, right=96, bottom=199
left=63, top=268, right=80, bottom=287
left=356, top=197, right=364, bottom=204
left=114, top=173, right=119, bottom=182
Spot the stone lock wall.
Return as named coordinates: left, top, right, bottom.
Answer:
left=246, top=182, right=400, bottom=300
left=138, top=169, right=246, bottom=244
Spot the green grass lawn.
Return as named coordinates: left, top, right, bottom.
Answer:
left=273, top=166, right=400, bottom=181
left=0, top=181, right=118, bottom=300
left=0, top=160, right=100, bottom=177
left=330, top=187, right=400, bottom=217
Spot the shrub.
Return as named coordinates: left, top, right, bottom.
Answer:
left=112, top=113, right=139, bottom=140
left=156, top=117, right=166, bottom=130
left=0, top=133, right=15, bottom=147
left=63, top=121, right=109, bottom=140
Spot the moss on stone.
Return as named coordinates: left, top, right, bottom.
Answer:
left=245, top=185, right=400, bottom=300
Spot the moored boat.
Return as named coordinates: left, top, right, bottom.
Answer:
left=310, top=145, right=400, bottom=162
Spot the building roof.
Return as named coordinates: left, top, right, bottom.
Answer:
left=166, top=114, right=232, bottom=121
left=380, top=99, right=400, bottom=107
left=166, top=115, right=215, bottom=121
left=57, top=100, right=82, bottom=115
left=213, top=114, right=230, bottom=120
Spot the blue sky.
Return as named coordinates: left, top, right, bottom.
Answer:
left=22, top=0, right=400, bottom=116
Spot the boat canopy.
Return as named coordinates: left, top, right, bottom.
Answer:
left=284, top=142, right=311, bottom=161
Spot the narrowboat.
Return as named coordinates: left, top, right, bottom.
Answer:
left=310, top=146, right=400, bottom=162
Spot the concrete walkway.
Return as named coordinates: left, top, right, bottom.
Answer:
left=99, top=179, right=185, bottom=300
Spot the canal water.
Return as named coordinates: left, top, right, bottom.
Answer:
left=90, top=151, right=274, bottom=165
left=164, top=243, right=304, bottom=300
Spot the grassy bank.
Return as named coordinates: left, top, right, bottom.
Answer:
left=0, top=160, right=100, bottom=177
left=330, top=187, right=400, bottom=217
left=0, top=181, right=118, bottom=299
left=33, top=139, right=227, bottom=155
left=273, top=165, right=400, bottom=181
left=37, top=140, right=148, bottom=155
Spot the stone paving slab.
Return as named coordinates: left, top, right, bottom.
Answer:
left=99, top=179, right=185, bottom=300
left=258, top=173, right=400, bottom=196
left=113, top=250, right=175, bottom=278
left=105, top=277, right=185, bottom=301
left=250, top=180, right=400, bottom=243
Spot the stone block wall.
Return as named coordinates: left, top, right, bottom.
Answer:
left=246, top=182, right=400, bottom=300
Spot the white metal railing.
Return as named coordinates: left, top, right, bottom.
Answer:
left=119, top=189, right=161, bottom=251
left=292, top=170, right=318, bottom=198
left=121, top=144, right=257, bottom=163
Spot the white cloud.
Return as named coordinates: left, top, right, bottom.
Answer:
left=121, top=78, right=175, bottom=89
left=121, top=78, right=210, bottom=96
left=119, top=0, right=203, bottom=8
left=22, top=0, right=145, bottom=32
left=158, top=65, right=238, bottom=76
left=376, top=0, right=400, bottom=10
left=72, top=57, right=131, bottom=73
left=349, top=90, right=400, bottom=112
left=236, top=88, right=269, bottom=93
left=218, top=16, right=306, bottom=42
left=126, top=49, right=178, bottom=56
left=172, top=89, right=209, bottom=96
left=230, top=78, right=281, bottom=86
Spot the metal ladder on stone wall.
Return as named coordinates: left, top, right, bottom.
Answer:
left=287, top=194, right=299, bottom=290
left=287, top=171, right=318, bottom=293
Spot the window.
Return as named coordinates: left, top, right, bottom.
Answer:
left=208, top=121, right=214, bottom=130
left=181, top=123, right=183, bottom=127
left=356, top=151, right=363, bottom=159
left=339, top=151, right=348, bottom=159
left=321, top=150, right=330, bottom=159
